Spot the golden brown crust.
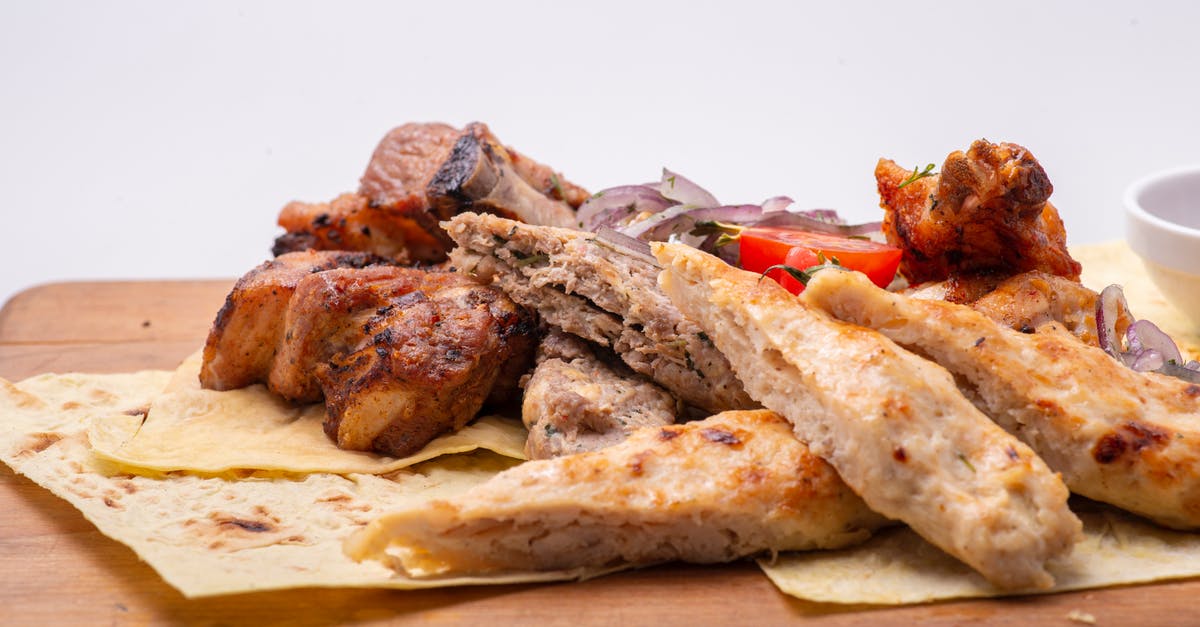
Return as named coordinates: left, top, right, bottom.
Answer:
left=879, top=139, right=1082, bottom=291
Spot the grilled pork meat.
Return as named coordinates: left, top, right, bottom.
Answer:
left=345, top=409, right=889, bottom=577
left=274, top=122, right=587, bottom=263
left=522, top=330, right=678, bottom=459
left=200, top=250, right=389, bottom=391
left=653, top=242, right=1080, bottom=590
left=445, top=212, right=756, bottom=414
left=200, top=251, right=537, bottom=457
left=803, top=268, right=1200, bottom=530
left=878, top=139, right=1081, bottom=295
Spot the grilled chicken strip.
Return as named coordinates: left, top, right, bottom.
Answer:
left=803, top=268, right=1200, bottom=530
left=652, top=243, right=1080, bottom=590
left=907, top=271, right=1105, bottom=347
left=445, top=212, right=755, bottom=414
left=201, top=251, right=536, bottom=457
left=345, top=409, right=889, bottom=576
left=878, top=139, right=1081, bottom=292
left=522, top=330, right=679, bottom=459
left=274, top=122, right=587, bottom=263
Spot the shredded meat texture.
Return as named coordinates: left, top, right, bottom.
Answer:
left=344, top=409, right=890, bottom=577
left=273, top=122, right=588, bottom=263
left=445, top=212, right=755, bottom=414
left=200, top=251, right=537, bottom=457
left=653, top=242, right=1080, bottom=590
left=803, top=268, right=1200, bottom=530
left=878, top=139, right=1082, bottom=294
left=522, top=331, right=678, bottom=459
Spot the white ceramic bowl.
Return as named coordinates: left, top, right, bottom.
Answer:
left=1124, top=165, right=1200, bottom=328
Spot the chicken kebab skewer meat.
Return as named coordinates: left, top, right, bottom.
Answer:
left=802, top=268, right=1200, bottom=530
left=200, top=250, right=537, bottom=457
left=652, top=242, right=1081, bottom=591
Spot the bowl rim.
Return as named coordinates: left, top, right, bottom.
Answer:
left=1123, top=164, right=1200, bottom=273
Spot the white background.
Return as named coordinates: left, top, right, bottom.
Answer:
left=2, top=1, right=1198, bottom=307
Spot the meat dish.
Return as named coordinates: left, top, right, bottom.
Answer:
left=653, top=241, right=1081, bottom=590
left=345, top=409, right=890, bottom=576
left=200, top=250, right=537, bottom=456
left=274, top=122, right=588, bottom=263
left=802, top=267, right=1200, bottom=529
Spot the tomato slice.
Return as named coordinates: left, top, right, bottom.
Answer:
left=737, top=226, right=902, bottom=294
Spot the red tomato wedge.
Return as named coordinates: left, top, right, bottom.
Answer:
left=737, top=227, right=902, bottom=295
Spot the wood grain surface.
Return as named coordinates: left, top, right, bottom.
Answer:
left=1, top=280, right=1197, bottom=626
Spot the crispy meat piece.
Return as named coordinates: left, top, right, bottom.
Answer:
left=969, top=271, right=1101, bottom=345
left=803, top=268, right=1200, bottom=530
left=653, top=242, right=1080, bottom=590
left=274, top=122, right=587, bottom=263
left=878, top=139, right=1081, bottom=292
left=445, top=212, right=756, bottom=414
left=200, top=252, right=536, bottom=457
left=345, top=409, right=890, bottom=576
left=522, top=330, right=678, bottom=459
left=200, top=250, right=389, bottom=391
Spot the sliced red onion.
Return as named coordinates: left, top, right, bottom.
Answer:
left=618, top=204, right=766, bottom=242
left=659, top=168, right=720, bottom=207
left=576, top=184, right=672, bottom=231
left=760, top=196, right=795, bottom=214
left=594, top=226, right=658, bottom=266
left=795, top=208, right=845, bottom=224
left=1096, top=284, right=1200, bottom=382
left=750, top=212, right=883, bottom=237
left=1096, top=284, right=1130, bottom=359
left=1127, top=319, right=1184, bottom=366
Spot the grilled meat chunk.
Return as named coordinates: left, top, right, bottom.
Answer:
left=345, top=409, right=889, bottom=576
left=200, top=250, right=389, bottom=391
left=445, top=212, right=755, bottom=414
left=968, top=271, right=1101, bottom=346
left=274, top=122, right=587, bottom=263
left=522, top=330, right=678, bottom=459
left=878, top=139, right=1081, bottom=293
left=200, top=252, right=536, bottom=457
left=803, top=268, right=1200, bottom=530
left=652, top=242, right=1080, bottom=590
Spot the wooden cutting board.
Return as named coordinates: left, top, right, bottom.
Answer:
left=1, top=280, right=1197, bottom=626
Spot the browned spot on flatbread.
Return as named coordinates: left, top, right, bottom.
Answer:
left=14, top=432, right=64, bottom=458
left=317, top=493, right=372, bottom=513
left=60, top=401, right=81, bottom=410
left=657, top=428, right=680, bottom=441
left=123, top=405, right=149, bottom=418
left=629, top=450, right=651, bottom=477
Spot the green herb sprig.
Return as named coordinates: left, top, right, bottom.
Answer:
left=897, top=163, right=937, bottom=189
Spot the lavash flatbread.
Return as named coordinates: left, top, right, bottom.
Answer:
left=0, top=369, right=600, bottom=598
left=87, top=352, right=527, bottom=475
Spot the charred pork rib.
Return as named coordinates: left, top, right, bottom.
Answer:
left=200, top=251, right=537, bottom=457
left=274, top=122, right=587, bottom=263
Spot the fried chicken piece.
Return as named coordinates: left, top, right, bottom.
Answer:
left=878, top=139, right=1081, bottom=292
left=273, top=122, right=587, bottom=263
left=200, top=250, right=389, bottom=391
left=522, top=330, right=679, bottom=459
left=445, top=212, right=755, bottom=414
left=652, top=242, right=1080, bottom=590
left=803, top=268, right=1200, bottom=530
left=345, top=409, right=890, bottom=577
left=201, top=252, right=537, bottom=457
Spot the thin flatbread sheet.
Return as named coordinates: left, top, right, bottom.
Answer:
left=87, top=352, right=527, bottom=474
left=0, top=370, right=600, bottom=598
